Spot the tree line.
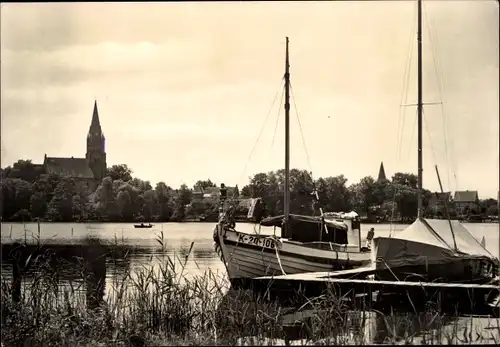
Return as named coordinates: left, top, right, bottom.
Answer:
left=1, top=160, right=498, bottom=223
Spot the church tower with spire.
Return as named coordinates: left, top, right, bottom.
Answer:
left=86, top=101, right=107, bottom=180
left=377, top=161, right=387, bottom=182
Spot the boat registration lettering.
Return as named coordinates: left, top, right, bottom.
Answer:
left=237, top=233, right=275, bottom=249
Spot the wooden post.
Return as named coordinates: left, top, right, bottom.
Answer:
left=11, top=244, right=22, bottom=303
left=84, top=243, right=107, bottom=310
left=367, top=283, right=373, bottom=309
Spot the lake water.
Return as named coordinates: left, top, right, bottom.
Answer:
left=2, top=221, right=499, bottom=279
left=1, top=221, right=500, bottom=344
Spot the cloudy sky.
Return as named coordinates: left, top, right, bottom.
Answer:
left=1, top=1, right=498, bottom=197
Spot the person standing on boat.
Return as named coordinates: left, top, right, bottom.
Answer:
left=366, top=227, right=375, bottom=248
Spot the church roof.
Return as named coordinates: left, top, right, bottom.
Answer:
left=44, top=157, right=95, bottom=178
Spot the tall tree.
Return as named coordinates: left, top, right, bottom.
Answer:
left=46, top=178, right=77, bottom=221
left=106, top=164, right=133, bottom=182
left=155, top=181, right=173, bottom=221
left=392, top=172, right=418, bottom=189
left=95, top=177, right=118, bottom=221
left=193, top=179, right=216, bottom=191
left=316, top=175, right=351, bottom=213
left=7, top=159, right=44, bottom=183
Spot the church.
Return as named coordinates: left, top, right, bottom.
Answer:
left=41, top=101, right=107, bottom=193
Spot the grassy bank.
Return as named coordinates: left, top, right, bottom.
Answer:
left=2, top=235, right=499, bottom=346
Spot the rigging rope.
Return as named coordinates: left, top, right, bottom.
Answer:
left=423, top=2, right=458, bottom=192
left=271, top=84, right=285, bottom=148
left=396, top=0, right=418, bottom=163
left=290, top=81, right=314, bottom=177
left=289, top=81, right=325, bottom=223
left=390, top=109, right=417, bottom=236
left=390, top=2, right=417, bottom=235
left=423, top=109, right=438, bottom=166
left=406, top=108, right=418, bottom=162
left=237, top=77, right=285, bottom=184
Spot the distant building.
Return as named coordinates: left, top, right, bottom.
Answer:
left=377, top=162, right=387, bottom=182
left=191, top=188, right=204, bottom=203
left=41, top=101, right=107, bottom=193
left=237, top=198, right=253, bottom=209
left=453, top=190, right=479, bottom=216
left=428, top=192, right=451, bottom=216
left=191, top=185, right=240, bottom=203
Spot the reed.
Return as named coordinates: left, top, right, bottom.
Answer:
left=1, top=232, right=499, bottom=346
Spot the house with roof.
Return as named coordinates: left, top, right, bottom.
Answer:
left=191, top=185, right=240, bottom=204
left=427, top=191, right=451, bottom=217
left=41, top=101, right=107, bottom=194
left=191, top=188, right=204, bottom=203
left=453, top=190, right=479, bottom=216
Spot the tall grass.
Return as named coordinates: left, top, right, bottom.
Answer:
left=1, top=231, right=499, bottom=346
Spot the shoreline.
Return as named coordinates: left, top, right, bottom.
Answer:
left=1, top=220, right=498, bottom=225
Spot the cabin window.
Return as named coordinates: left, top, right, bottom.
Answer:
left=324, top=226, right=348, bottom=244
left=352, top=219, right=361, bottom=231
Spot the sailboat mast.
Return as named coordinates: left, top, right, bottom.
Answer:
left=417, top=0, right=423, bottom=219
left=284, top=37, right=291, bottom=232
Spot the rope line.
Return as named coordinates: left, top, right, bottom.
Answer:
left=406, top=108, right=418, bottom=161
left=396, top=1, right=418, bottom=163
left=262, top=236, right=286, bottom=276
left=238, top=78, right=285, bottom=184
left=271, top=84, right=285, bottom=148
left=423, top=109, right=438, bottom=165
left=390, top=2, right=417, bottom=234
left=424, top=2, right=458, bottom=192
left=290, top=81, right=315, bottom=180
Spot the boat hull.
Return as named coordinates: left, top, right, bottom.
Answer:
left=213, top=224, right=371, bottom=287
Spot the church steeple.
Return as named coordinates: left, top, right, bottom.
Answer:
left=377, top=162, right=387, bottom=182
left=86, top=100, right=106, bottom=181
left=89, top=100, right=103, bottom=135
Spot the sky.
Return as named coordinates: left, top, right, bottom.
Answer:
left=1, top=1, right=498, bottom=198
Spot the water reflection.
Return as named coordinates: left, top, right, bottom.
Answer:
left=1, top=237, right=220, bottom=313
left=232, top=293, right=500, bottom=345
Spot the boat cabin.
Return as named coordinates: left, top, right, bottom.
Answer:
left=259, top=211, right=362, bottom=250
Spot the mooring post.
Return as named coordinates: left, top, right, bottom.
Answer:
left=84, top=243, right=107, bottom=310
left=11, top=244, right=22, bottom=303
left=367, top=283, right=372, bottom=307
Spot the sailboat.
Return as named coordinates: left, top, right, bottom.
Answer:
left=372, top=0, right=499, bottom=284
left=213, top=37, right=372, bottom=287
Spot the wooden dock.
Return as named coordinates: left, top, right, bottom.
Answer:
left=249, top=269, right=500, bottom=309
left=257, top=266, right=377, bottom=281
left=256, top=271, right=500, bottom=290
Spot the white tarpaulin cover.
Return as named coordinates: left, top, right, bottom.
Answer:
left=373, top=218, right=495, bottom=269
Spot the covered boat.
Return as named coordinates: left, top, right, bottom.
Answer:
left=372, top=0, right=499, bottom=286
left=373, top=218, right=499, bottom=283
